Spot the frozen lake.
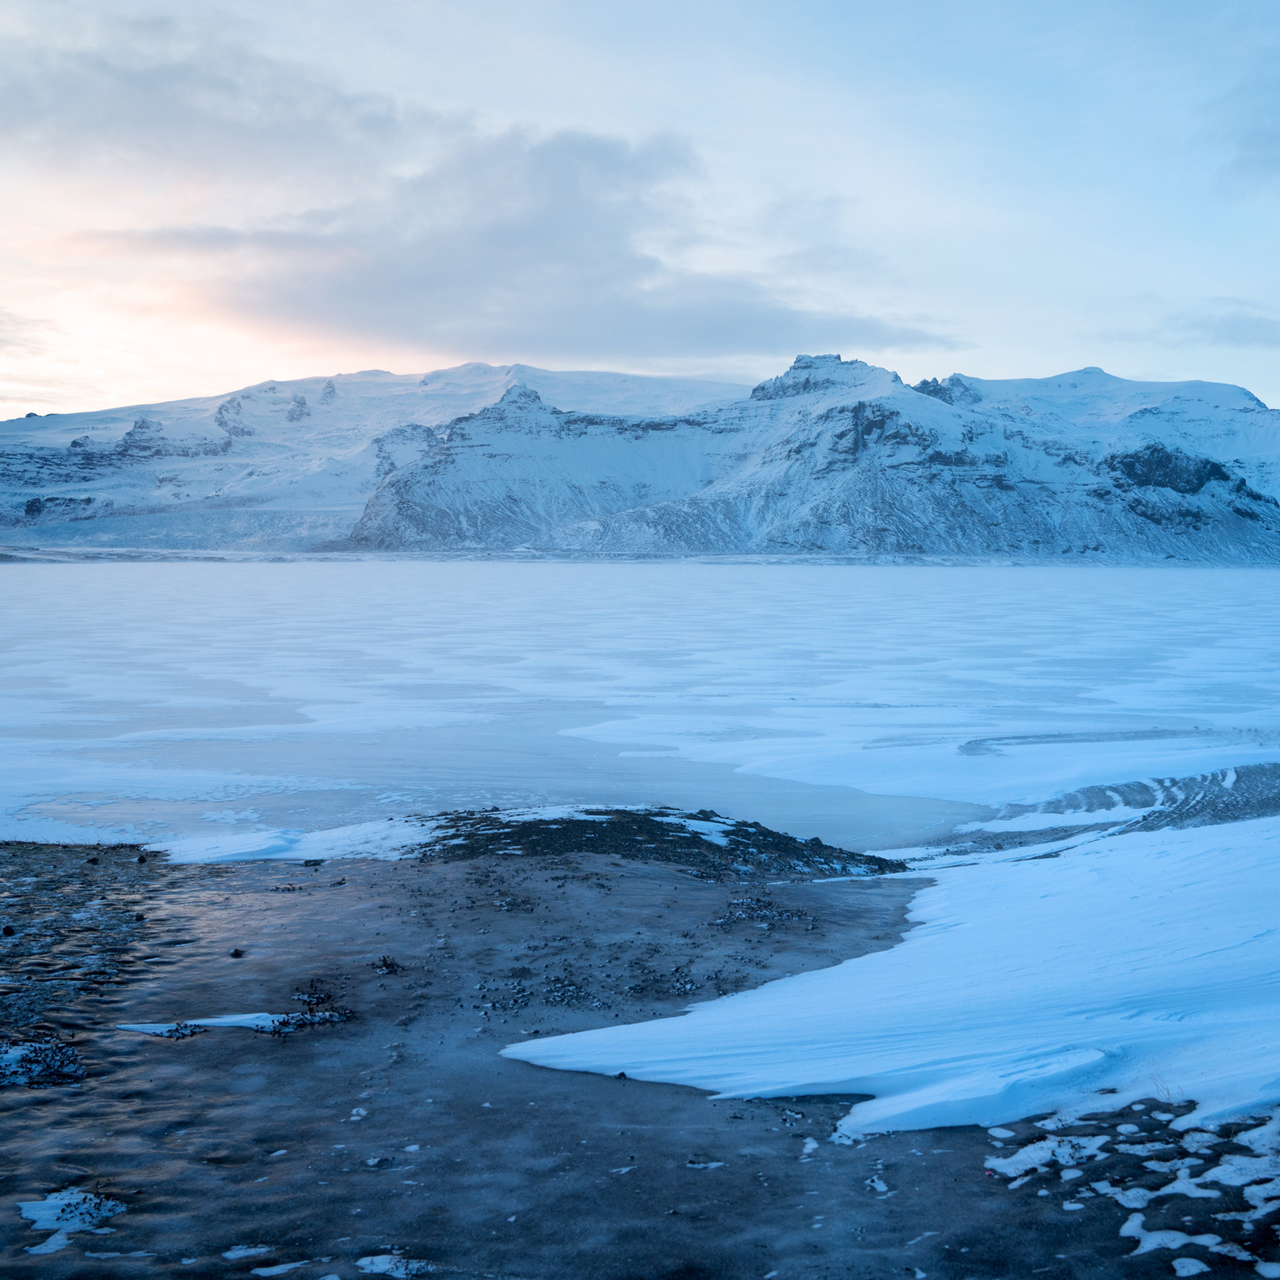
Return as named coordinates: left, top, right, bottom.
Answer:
left=6, top=557, right=1280, bottom=1185
left=3, top=559, right=1279, bottom=850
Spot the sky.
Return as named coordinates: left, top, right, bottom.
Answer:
left=2, top=0, right=1280, bottom=416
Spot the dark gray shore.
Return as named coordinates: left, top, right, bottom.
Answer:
left=2, top=839, right=1271, bottom=1278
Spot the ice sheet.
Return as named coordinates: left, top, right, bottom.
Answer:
left=504, top=816, right=1280, bottom=1133
left=3, top=561, right=1280, bottom=852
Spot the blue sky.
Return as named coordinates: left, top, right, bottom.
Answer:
left=2, top=0, right=1278, bottom=413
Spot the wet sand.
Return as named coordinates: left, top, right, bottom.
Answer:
left=2, top=841, right=1272, bottom=1278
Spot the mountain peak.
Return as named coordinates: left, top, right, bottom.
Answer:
left=496, top=384, right=549, bottom=409
left=913, top=375, right=982, bottom=406
left=750, top=354, right=892, bottom=402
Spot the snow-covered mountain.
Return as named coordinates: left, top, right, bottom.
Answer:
left=349, top=355, right=1280, bottom=560
left=5, top=355, right=1280, bottom=560
left=0, top=364, right=748, bottom=552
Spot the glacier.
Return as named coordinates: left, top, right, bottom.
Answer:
left=4, top=355, right=1279, bottom=560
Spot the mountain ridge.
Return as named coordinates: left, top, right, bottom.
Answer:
left=4, top=355, right=1279, bottom=560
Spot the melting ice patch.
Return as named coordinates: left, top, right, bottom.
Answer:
left=505, top=815, right=1280, bottom=1134
left=151, top=818, right=436, bottom=864
left=17, top=1187, right=126, bottom=1254
left=118, top=1009, right=349, bottom=1036
left=119, top=1013, right=284, bottom=1035
left=356, top=1257, right=437, bottom=1276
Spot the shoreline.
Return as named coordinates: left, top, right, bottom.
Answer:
left=4, top=832, right=1276, bottom=1277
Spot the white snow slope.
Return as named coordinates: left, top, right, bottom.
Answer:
left=504, top=815, right=1280, bottom=1137
left=0, top=363, right=747, bottom=551
left=4, top=356, right=1280, bottom=559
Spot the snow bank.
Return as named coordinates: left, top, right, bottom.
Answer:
left=504, top=816, right=1280, bottom=1133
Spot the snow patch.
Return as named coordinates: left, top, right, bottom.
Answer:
left=17, top=1188, right=126, bottom=1255
left=152, top=818, right=434, bottom=864
left=355, top=1257, right=437, bottom=1276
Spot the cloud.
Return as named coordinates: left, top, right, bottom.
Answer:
left=0, top=5, right=466, bottom=201
left=110, top=124, right=953, bottom=361
left=1210, top=60, right=1280, bottom=187
left=0, top=308, right=42, bottom=351
left=1102, top=301, right=1280, bottom=351
left=1188, top=309, right=1280, bottom=348
left=0, top=4, right=956, bottom=364
left=1166, top=303, right=1280, bottom=350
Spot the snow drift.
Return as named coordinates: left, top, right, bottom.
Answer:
left=503, top=815, right=1280, bottom=1136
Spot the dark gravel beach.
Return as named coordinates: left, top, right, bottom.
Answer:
left=2, top=825, right=1274, bottom=1279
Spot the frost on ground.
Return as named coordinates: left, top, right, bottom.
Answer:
left=17, top=1187, right=125, bottom=1255
left=356, top=1255, right=437, bottom=1276
left=0, top=1037, right=83, bottom=1087
left=978, top=1108, right=1280, bottom=1273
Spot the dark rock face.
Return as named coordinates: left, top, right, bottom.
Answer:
left=21, top=495, right=98, bottom=523
left=215, top=397, right=253, bottom=436
left=117, top=417, right=168, bottom=457
left=106, top=417, right=230, bottom=462
left=1106, top=443, right=1234, bottom=495
left=913, top=376, right=956, bottom=403
left=913, top=374, right=982, bottom=405
left=749, top=352, right=871, bottom=401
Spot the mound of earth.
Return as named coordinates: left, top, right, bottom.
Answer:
left=409, top=806, right=907, bottom=879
